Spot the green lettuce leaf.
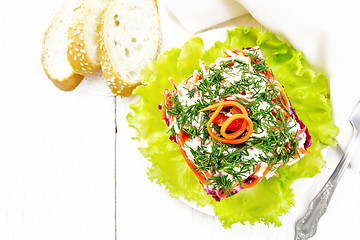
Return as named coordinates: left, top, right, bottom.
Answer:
left=127, top=26, right=339, bottom=228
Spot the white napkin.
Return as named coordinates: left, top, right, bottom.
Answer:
left=166, top=0, right=247, bottom=33
left=236, top=0, right=360, bottom=171
left=166, top=0, right=360, bottom=172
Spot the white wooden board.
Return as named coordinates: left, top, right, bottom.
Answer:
left=0, top=1, right=359, bottom=240
left=0, top=1, right=116, bottom=239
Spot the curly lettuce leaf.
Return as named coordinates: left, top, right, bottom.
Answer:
left=127, top=26, right=339, bottom=228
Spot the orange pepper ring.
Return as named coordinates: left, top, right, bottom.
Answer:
left=199, top=101, right=248, bottom=116
left=206, top=101, right=253, bottom=144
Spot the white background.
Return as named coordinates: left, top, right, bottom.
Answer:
left=0, top=0, right=359, bottom=239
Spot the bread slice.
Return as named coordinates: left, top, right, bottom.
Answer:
left=99, top=0, right=160, bottom=97
left=67, top=0, right=110, bottom=75
left=41, top=0, right=84, bottom=91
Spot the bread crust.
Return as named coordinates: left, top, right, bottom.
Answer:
left=41, top=0, right=84, bottom=91
left=67, top=0, right=100, bottom=76
left=67, top=0, right=110, bottom=76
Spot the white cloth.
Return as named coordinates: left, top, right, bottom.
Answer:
left=166, top=0, right=360, bottom=172
left=166, top=0, right=247, bottom=33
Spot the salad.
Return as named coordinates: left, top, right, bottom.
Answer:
left=160, top=47, right=311, bottom=201
left=127, top=26, right=339, bottom=227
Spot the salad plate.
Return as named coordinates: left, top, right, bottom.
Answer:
left=127, top=23, right=339, bottom=228
left=119, top=2, right=360, bottom=239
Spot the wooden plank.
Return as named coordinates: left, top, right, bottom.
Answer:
left=0, top=92, right=116, bottom=240
left=0, top=1, right=116, bottom=239
left=115, top=96, right=195, bottom=239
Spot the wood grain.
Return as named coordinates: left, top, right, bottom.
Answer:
left=0, top=1, right=116, bottom=239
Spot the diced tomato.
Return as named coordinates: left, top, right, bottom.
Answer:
left=209, top=113, right=244, bottom=131
left=227, top=61, right=235, bottom=67
left=182, top=131, right=190, bottom=142
left=167, top=100, right=173, bottom=109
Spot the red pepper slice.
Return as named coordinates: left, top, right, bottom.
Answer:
left=210, top=112, right=245, bottom=132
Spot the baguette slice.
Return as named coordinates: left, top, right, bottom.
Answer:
left=41, top=0, right=84, bottom=91
left=67, top=0, right=110, bottom=75
left=99, top=0, right=160, bottom=97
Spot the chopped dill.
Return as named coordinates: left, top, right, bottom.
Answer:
left=163, top=49, right=302, bottom=192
